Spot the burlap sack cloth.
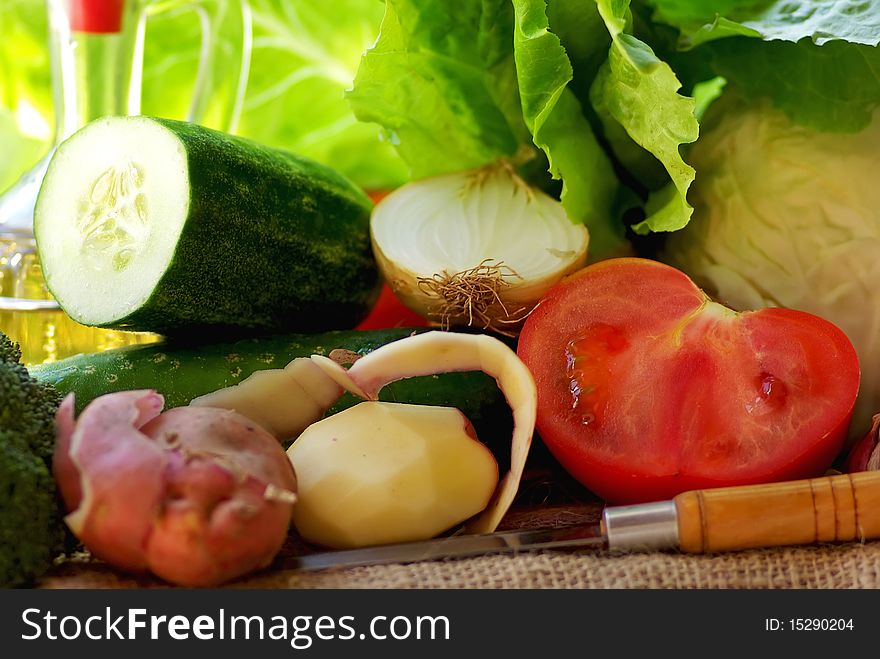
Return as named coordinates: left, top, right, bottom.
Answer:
left=39, top=542, right=880, bottom=589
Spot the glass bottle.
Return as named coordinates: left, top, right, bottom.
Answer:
left=0, top=0, right=251, bottom=364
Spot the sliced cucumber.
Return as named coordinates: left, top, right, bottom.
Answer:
left=35, top=116, right=378, bottom=335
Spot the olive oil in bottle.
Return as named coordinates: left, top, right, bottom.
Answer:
left=0, top=230, right=156, bottom=365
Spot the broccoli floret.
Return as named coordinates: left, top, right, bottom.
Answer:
left=0, top=331, right=66, bottom=587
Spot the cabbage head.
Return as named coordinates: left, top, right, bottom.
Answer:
left=664, top=91, right=880, bottom=437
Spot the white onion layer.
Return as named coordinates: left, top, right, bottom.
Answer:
left=371, top=165, right=589, bottom=331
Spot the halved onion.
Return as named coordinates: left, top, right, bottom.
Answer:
left=371, top=164, right=589, bottom=335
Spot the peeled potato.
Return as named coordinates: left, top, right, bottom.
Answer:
left=288, top=401, right=499, bottom=549
left=190, top=358, right=343, bottom=441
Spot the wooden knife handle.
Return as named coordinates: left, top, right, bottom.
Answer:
left=674, top=471, right=880, bottom=553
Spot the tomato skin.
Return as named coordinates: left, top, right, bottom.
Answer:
left=367, top=189, right=391, bottom=204
left=517, top=258, right=860, bottom=504
left=356, top=284, right=430, bottom=331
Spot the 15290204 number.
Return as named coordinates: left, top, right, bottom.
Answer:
left=790, top=619, right=854, bottom=631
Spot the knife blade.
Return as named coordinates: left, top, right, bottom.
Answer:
left=290, top=522, right=607, bottom=571
left=289, top=470, right=880, bottom=571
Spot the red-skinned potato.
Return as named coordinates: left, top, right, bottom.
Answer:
left=53, top=390, right=297, bottom=587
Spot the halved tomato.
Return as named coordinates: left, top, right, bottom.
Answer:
left=517, top=258, right=860, bottom=504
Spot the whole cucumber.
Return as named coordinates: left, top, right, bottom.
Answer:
left=35, top=116, right=379, bottom=336
left=32, top=328, right=511, bottom=446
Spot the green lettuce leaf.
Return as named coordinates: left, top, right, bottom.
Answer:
left=545, top=0, right=612, bottom=116
left=590, top=0, right=699, bottom=233
left=706, top=38, right=880, bottom=133
left=638, top=0, right=880, bottom=133
left=645, top=0, right=880, bottom=49
left=512, top=0, right=622, bottom=254
left=347, top=0, right=525, bottom=179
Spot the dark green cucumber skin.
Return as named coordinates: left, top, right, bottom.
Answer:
left=31, top=328, right=510, bottom=445
left=52, top=117, right=380, bottom=336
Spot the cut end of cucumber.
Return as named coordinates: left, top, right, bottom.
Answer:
left=35, top=116, right=189, bottom=326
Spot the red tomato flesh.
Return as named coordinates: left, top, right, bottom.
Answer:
left=517, top=258, right=860, bottom=504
